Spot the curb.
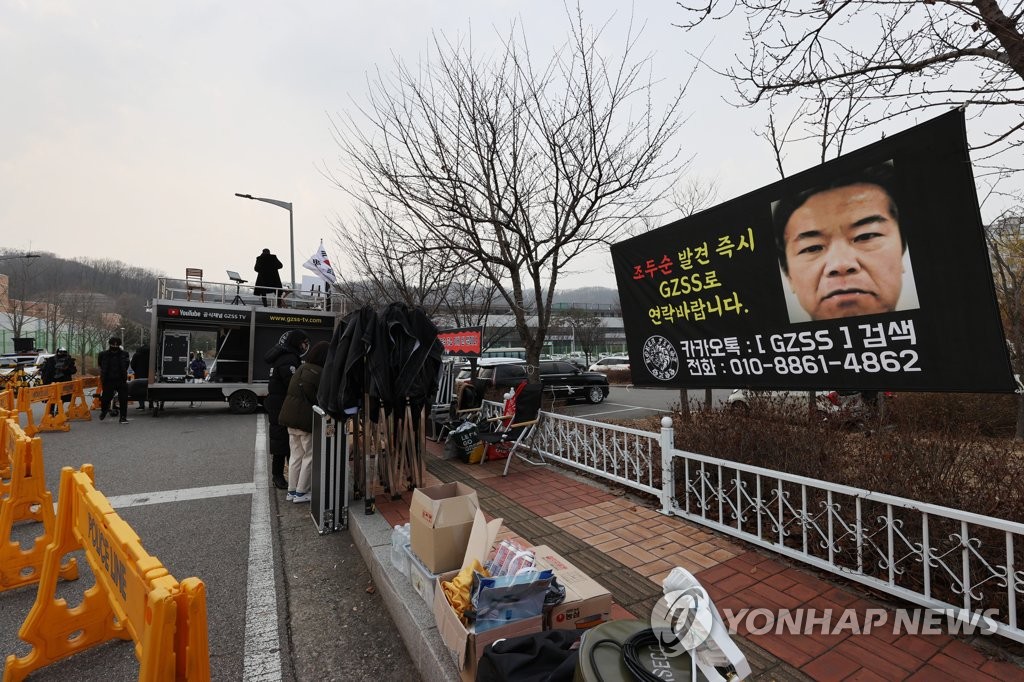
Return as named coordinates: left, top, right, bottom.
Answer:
left=349, top=506, right=460, bottom=682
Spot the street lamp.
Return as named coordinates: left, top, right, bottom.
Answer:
left=234, top=193, right=295, bottom=290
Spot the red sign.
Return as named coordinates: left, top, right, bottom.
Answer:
left=438, top=327, right=482, bottom=356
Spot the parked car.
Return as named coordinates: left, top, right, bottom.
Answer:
left=537, top=360, right=610, bottom=404
left=556, top=353, right=589, bottom=370
left=0, top=353, right=52, bottom=383
left=455, top=357, right=523, bottom=383
left=588, top=355, right=630, bottom=373
left=727, top=388, right=893, bottom=423
left=726, top=388, right=838, bottom=416
left=461, top=358, right=610, bottom=404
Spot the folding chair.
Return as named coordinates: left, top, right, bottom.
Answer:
left=471, top=383, right=542, bottom=476
left=185, top=268, right=206, bottom=302
left=437, top=378, right=487, bottom=442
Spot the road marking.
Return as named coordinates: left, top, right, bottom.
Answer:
left=243, top=415, right=283, bottom=681
left=105, top=483, right=255, bottom=509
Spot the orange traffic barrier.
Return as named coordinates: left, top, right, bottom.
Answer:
left=0, top=415, right=13, bottom=481
left=16, top=384, right=70, bottom=437
left=67, top=378, right=93, bottom=422
left=83, top=375, right=104, bottom=410
left=0, top=389, right=13, bottom=412
left=3, top=465, right=211, bottom=682
left=0, top=417, right=12, bottom=491
left=0, top=418, right=77, bottom=591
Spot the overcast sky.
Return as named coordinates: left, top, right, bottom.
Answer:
left=2, top=1, right=1013, bottom=295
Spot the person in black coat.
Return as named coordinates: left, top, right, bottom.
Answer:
left=278, top=340, right=329, bottom=502
left=98, top=337, right=131, bottom=423
left=254, top=248, right=284, bottom=307
left=264, top=329, right=310, bottom=489
left=42, top=347, right=77, bottom=416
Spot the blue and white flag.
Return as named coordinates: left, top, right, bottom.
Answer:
left=302, top=239, right=337, bottom=285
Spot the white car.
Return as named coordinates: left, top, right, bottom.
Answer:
left=726, top=388, right=840, bottom=416
left=0, top=353, right=52, bottom=385
left=727, top=388, right=891, bottom=419
left=588, top=355, right=630, bottom=373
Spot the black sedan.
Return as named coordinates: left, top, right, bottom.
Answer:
left=475, top=360, right=610, bottom=404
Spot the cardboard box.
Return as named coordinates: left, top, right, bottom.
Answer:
left=405, top=545, right=440, bottom=606
left=410, top=482, right=479, bottom=573
left=432, top=510, right=543, bottom=681
left=532, top=545, right=612, bottom=630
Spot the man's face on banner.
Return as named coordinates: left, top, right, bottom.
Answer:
left=783, top=183, right=904, bottom=321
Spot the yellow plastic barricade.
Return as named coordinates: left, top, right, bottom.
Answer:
left=84, top=376, right=104, bottom=410
left=0, top=389, right=13, bottom=412
left=0, top=417, right=27, bottom=500
left=16, top=384, right=69, bottom=437
left=67, top=377, right=94, bottom=421
left=0, top=419, right=76, bottom=591
left=0, top=416, right=13, bottom=482
left=3, top=465, right=211, bottom=682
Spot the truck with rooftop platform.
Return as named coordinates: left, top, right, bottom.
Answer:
left=142, top=275, right=342, bottom=415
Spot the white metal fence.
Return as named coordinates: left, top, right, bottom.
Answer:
left=531, top=411, right=661, bottom=496
left=507, top=407, right=1024, bottom=644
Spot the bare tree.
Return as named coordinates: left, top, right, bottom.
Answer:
left=755, top=87, right=872, bottom=179
left=442, top=277, right=501, bottom=330
left=59, top=293, right=106, bottom=371
left=0, top=253, right=43, bottom=342
left=677, top=0, right=1024, bottom=191
left=39, top=288, right=68, bottom=352
left=330, top=8, right=684, bottom=372
left=665, top=174, right=721, bottom=418
left=333, top=205, right=458, bottom=315
left=554, top=309, right=604, bottom=365
left=668, top=174, right=720, bottom=218
left=332, top=208, right=520, bottom=345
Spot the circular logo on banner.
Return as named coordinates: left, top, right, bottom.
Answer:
left=643, top=335, right=679, bottom=381
left=650, top=586, right=714, bottom=657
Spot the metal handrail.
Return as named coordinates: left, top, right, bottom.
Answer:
left=156, top=277, right=342, bottom=311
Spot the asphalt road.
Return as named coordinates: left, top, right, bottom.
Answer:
left=1, top=402, right=419, bottom=682
left=556, top=385, right=734, bottom=422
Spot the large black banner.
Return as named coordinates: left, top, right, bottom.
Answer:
left=612, top=111, right=1014, bottom=392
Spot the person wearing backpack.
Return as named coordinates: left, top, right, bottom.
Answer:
left=278, top=340, right=329, bottom=503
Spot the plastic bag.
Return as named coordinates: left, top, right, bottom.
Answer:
left=468, top=568, right=553, bottom=632
left=450, top=421, right=479, bottom=451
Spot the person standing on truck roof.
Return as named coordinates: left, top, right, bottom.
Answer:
left=278, top=340, right=329, bottom=504
left=98, top=337, right=131, bottom=424
left=264, top=329, right=310, bottom=490
left=254, top=248, right=284, bottom=307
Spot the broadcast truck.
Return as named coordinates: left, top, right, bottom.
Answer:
left=141, top=275, right=341, bottom=415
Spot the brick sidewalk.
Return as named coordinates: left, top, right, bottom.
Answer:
left=374, top=443, right=1024, bottom=681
